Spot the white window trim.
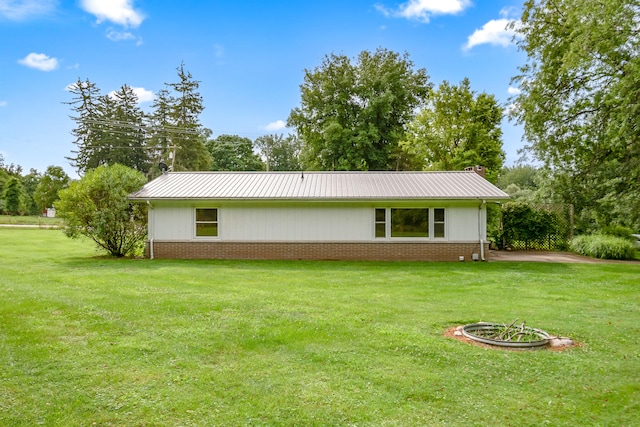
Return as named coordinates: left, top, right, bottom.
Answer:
left=194, top=207, right=220, bottom=239
left=374, top=207, right=447, bottom=241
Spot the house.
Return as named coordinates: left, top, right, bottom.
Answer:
left=129, top=171, right=510, bottom=261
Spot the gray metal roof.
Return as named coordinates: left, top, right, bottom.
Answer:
left=129, top=171, right=510, bottom=201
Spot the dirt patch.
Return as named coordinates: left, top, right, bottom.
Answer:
left=444, top=326, right=579, bottom=352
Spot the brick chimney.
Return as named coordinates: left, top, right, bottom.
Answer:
left=464, top=165, right=486, bottom=178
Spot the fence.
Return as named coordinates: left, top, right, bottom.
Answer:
left=500, top=203, right=574, bottom=251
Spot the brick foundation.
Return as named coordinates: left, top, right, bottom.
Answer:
left=146, top=241, right=490, bottom=261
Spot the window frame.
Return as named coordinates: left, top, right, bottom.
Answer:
left=194, top=207, right=219, bottom=238
left=374, top=207, right=446, bottom=240
left=374, top=208, right=387, bottom=239
left=433, top=208, right=446, bottom=239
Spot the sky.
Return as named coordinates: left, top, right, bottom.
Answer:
left=1, top=0, right=527, bottom=178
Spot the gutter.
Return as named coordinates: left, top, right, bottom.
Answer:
left=147, top=200, right=154, bottom=260
left=479, top=199, right=486, bottom=261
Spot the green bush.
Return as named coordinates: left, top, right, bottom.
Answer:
left=570, top=234, right=636, bottom=260
left=500, top=201, right=560, bottom=250
left=600, top=225, right=635, bottom=241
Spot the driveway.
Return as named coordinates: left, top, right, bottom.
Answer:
left=489, top=250, right=639, bottom=264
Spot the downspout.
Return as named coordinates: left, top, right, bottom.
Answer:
left=479, top=199, right=486, bottom=261
left=147, top=200, right=154, bottom=260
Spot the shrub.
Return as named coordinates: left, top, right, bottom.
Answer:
left=599, top=225, right=635, bottom=242
left=570, top=234, right=636, bottom=260
left=500, top=201, right=560, bottom=250
left=57, top=164, right=147, bottom=257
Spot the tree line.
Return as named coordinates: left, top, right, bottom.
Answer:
left=67, top=51, right=505, bottom=180
left=0, top=155, right=70, bottom=216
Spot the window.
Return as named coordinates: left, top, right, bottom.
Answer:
left=195, top=208, right=218, bottom=237
left=391, top=208, right=429, bottom=238
left=434, top=208, right=445, bottom=238
left=375, top=208, right=386, bottom=238
left=374, top=208, right=445, bottom=239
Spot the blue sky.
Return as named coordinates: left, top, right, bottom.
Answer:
left=1, top=0, right=526, bottom=178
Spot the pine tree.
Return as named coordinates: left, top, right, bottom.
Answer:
left=164, top=64, right=211, bottom=171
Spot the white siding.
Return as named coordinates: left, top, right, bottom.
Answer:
left=148, top=201, right=484, bottom=242
left=222, top=205, right=371, bottom=241
left=150, top=203, right=193, bottom=240
left=447, top=207, right=482, bottom=241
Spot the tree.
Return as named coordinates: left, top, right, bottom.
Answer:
left=103, top=85, right=150, bottom=173
left=165, top=64, right=211, bottom=171
left=254, top=134, right=303, bottom=171
left=147, top=88, right=173, bottom=178
left=288, top=48, right=430, bottom=171
left=56, top=164, right=148, bottom=257
left=3, top=177, right=25, bottom=215
left=0, top=155, right=23, bottom=214
left=21, top=168, right=41, bottom=215
left=67, top=81, right=150, bottom=174
left=510, top=0, right=640, bottom=230
left=34, top=166, right=70, bottom=211
left=66, top=78, right=105, bottom=174
left=207, top=134, right=264, bottom=171
left=401, top=78, right=505, bottom=182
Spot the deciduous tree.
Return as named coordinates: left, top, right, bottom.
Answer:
left=288, top=48, right=430, bottom=171
left=3, top=177, right=25, bottom=215
left=401, top=78, right=505, bottom=182
left=207, top=134, right=264, bottom=171
left=510, top=0, right=640, bottom=229
left=34, top=166, right=70, bottom=211
left=254, top=134, right=303, bottom=171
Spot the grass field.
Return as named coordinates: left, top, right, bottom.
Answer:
left=0, top=214, right=63, bottom=227
left=1, top=229, right=639, bottom=426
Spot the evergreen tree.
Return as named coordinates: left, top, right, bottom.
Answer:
left=66, top=78, right=103, bottom=174
left=67, top=82, right=150, bottom=174
left=147, top=88, right=173, bottom=177
left=164, top=64, right=211, bottom=171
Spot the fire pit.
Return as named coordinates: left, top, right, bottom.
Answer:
left=462, top=320, right=550, bottom=348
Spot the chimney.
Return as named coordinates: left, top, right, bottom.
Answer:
left=464, top=165, right=486, bottom=178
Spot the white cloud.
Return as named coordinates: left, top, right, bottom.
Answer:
left=107, top=87, right=154, bottom=104
left=0, top=101, right=7, bottom=107
left=80, top=0, right=144, bottom=28
left=377, top=0, right=471, bottom=23
left=106, top=29, right=134, bottom=41
left=463, top=18, right=520, bottom=51
left=0, top=0, right=57, bottom=20
left=507, top=86, right=521, bottom=95
left=18, top=52, right=59, bottom=71
left=132, top=87, right=154, bottom=103
left=263, top=120, right=287, bottom=131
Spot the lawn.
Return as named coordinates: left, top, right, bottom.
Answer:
left=0, top=214, right=63, bottom=227
left=1, top=229, right=639, bottom=426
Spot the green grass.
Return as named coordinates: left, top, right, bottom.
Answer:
left=0, top=214, right=63, bottom=227
left=1, top=229, right=639, bottom=426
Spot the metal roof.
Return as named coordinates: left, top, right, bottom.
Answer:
left=129, top=171, right=510, bottom=201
